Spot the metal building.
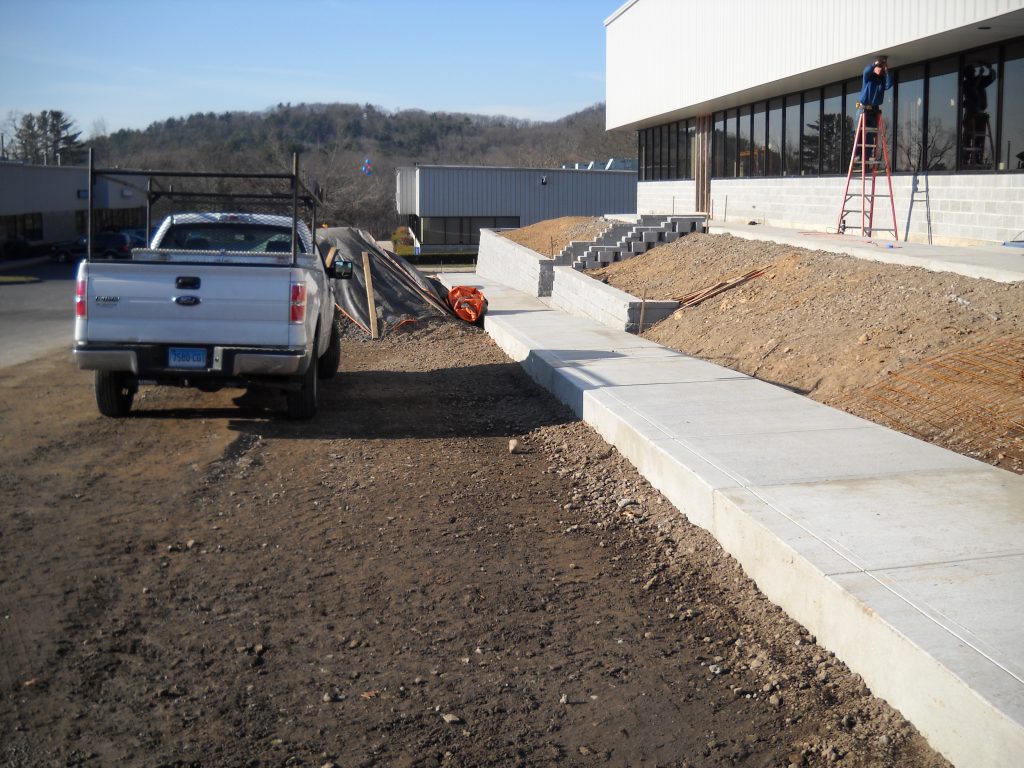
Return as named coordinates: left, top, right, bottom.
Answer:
left=605, top=0, right=1024, bottom=245
left=395, top=164, right=637, bottom=253
left=0, top=162, right=144, bottom=245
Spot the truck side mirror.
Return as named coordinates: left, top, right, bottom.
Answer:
left=330, top=259, right=354, bottom=280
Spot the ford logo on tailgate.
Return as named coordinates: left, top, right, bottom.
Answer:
left=174, top=295, right=201, bottom=306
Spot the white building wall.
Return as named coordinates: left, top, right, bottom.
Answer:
left=606, top=0, right=1024, bottom=130
left=397, top=166, right=637, bottom=226
left=637, top=175, right=1024, bottom=245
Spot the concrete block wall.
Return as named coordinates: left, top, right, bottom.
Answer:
left=550, top=266, right=678, bottom=334
left=636, top=180, right=698, bottom=216
left=639, top=174, right=1024, bottom=246
left=476, top=228, right=554, bottom=297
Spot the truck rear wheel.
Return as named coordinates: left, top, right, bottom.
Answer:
left=286, top=353, right=318, bottom=420
left=95, top=371, right=136, bottom=417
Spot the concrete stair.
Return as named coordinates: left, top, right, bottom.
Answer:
left=564, top=215, right=707, bottom=271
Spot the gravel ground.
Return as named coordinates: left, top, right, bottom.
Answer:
left=0, top=319, right=949, bottom=767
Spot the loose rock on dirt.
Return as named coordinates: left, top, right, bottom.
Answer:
left=0, top=318, right=947, bottom=766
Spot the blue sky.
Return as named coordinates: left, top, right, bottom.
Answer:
left=0, top=0, right=617, bottom=138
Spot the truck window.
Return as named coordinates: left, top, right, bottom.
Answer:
left=163, top=224, right=308, bottom=253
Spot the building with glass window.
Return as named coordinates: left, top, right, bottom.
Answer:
left=605, top=0, right=1024, bottom=245
left=0, top=162, right=144, bottom=245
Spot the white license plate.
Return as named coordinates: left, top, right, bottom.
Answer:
left=168, top=347, right=207, bottom=369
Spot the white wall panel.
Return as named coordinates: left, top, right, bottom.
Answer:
left=606, top=0, right=1024, bottom=129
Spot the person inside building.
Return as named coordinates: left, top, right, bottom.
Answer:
left=856, top=55, right=893, bottom=161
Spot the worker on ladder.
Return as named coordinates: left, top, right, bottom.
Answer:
left=856, top=56, right=893, bottom=160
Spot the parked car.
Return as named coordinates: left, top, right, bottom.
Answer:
left=93, top=231, right=144, bottom=259
left=51, top=235, right=88, bottom=263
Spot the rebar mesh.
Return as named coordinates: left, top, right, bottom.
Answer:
left=846, top=335, right=1024, bottom=471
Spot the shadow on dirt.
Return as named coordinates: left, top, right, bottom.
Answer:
left=129, top=361, right=575, bottom=441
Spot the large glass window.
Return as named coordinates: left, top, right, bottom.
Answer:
left=738, top=106, right=752, bottom=177
left=686, top=120, right=697, bottom=178
left=668, top=122, right=678, bottom=179
left=895, top=65, right=925, bottom=172
left=767, top=98, right=783, bottom=175
left=660, top=124, right=670, bottom=179
left=751, top=102, right=766, bottom=176
left=783, top=95, right=801, bottom=175
left=961, top=47, right=999, bottom=169
left=928, top=57, right=958, bottom=170
left=843, top=77, right=861, bottom=165
left=713, top=112, right=725, bottom=177
left=724, top=109, right=738, bottom=178
left=676, top=122, right=687, bottom=178
left=637, top=131, right=647, bottom=181
left=822, top=84, right=843, bottom=174
left=997, top=42, right=1022, bottom=170
left=802, top=89, right=821, bottom=175
left=652, top=125, right=663, bottom=180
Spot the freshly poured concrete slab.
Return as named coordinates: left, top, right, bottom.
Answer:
left=711, top=222, right=1024, bottom=283
left=441, top=271, right=1024, bottom=768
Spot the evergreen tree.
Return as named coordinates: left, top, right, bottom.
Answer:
left=12, top=110, right=83, bottom=164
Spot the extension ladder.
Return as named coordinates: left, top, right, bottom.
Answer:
left=837, top=110, right=898, bottom=240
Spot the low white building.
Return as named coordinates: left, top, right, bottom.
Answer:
left=604, top=0, right=1024, bottom=245
left=395, top=164, right=637, bottom=253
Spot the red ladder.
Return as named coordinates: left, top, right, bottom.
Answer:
left=837, top=110, right=898, bottom=239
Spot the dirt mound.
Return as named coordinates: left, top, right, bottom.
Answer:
left=515, top=225, right=1023, bottom=473
left=500, top=216, right=609, bottom=257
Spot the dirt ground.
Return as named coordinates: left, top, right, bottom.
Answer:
left=507, top=218, right=1023, bottom=472
left=501, top=217, right=612, bottom=258
left=0, top=321, right=948, bottom=767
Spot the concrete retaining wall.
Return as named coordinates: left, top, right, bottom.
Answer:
left=476, top=225, right=680, bottom=333
left=638, top=174, right=1024, bottom=246
left=476, top=228, right=554, bottom=297
left=550, top=265, right=677, bottom=334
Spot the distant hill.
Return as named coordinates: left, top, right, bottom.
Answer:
left=91, top=102, right=635, bottom=236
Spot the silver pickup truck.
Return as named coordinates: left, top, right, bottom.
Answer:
left=73, top=212, right=353, bottom=419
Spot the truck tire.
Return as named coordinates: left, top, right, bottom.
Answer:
left=318, top=314, right=342, bottom=380
left=286, top=352, right=318, bottom=420
left=95, top=371, right=136, bottom=417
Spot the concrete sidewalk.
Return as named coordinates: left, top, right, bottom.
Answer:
left=440, top=273, right=1024, bottom=768
left=710, top=222, right=1024, bottom=283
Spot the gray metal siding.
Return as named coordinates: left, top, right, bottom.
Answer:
left=395, top=166, right=418, bottom=214
left=406, top=166, right=637, bottom=225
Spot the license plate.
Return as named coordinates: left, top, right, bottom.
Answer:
left=168, top=347, right=207, bottom=369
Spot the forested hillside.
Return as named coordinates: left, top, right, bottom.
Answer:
left=90, top=102, right=635, bottom=236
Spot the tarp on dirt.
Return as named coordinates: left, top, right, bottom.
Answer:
left=317, top=227, right=453, bottom=336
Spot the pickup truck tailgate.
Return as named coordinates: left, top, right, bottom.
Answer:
left=82, top=262, right=295, bottom=346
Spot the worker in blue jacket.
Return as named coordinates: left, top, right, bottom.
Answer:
left=856, top=56, right=892, bottom=161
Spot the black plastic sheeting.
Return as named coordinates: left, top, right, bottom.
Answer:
left=317, top=227, right=453, bottom=336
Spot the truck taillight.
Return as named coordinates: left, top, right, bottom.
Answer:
left=290, top=283, right=306, bottom=324
left=75, top=279, right=87, bottom=318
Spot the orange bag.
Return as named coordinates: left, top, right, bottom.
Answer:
left=447, top=286, right=487, bottom=323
